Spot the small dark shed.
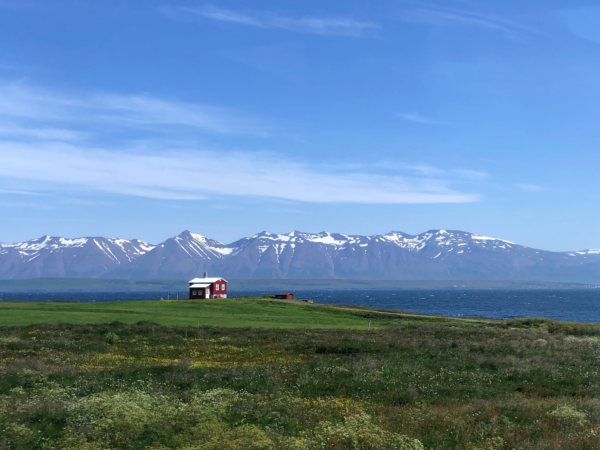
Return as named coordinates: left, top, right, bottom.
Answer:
left=274, top=292, right=294, bottom=299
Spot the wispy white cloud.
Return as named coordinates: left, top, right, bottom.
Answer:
left=374, top=162, right=445, bottom=177
left=0, top=189, right=44, bottom=196
left=375, top=162, right=488, bottom=181
left=400, top=5, right=539, bottom=38
left=0, top=81, right=267, bottom=136
left=0, top=200, right=53, bottom=209
left=455, top=169, right=489, bottom=180
left=64, top=198, right=114, bottom=207
left=0, top=123, right=87, bottom=141
left=94, top=94, right=267, bottom=136
left=0, top=79, right=480, bottom=205
left=563, top=6, right=600, bottom=45
left=0, top=141, right=480, bottom=204
left=517, top=183, right=545, bottom=192
left=176, top=5, right=379, bottom=37
left=396, top=112, right=438, bottom=124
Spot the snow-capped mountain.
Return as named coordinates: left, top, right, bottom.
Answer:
left=108, top=229, right=600, bottom=282
left=204, top=229, right=600, bottom=281
left=2, top=229, right=600, bottom=282
left=108, top=231, right=231, bottom=280
left=0, top=236, right=154, bottom=279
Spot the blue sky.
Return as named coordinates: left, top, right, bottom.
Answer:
left=1, top=0, right=600, bottom=251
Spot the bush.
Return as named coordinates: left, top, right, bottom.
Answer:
left=1, top=423, right=36, bottom=450
left=547, top=405, right=587, bottom=428
left=176, top=422, right=275, bottom=450
left=65, top=390, right=164, bottom=445
left=290, top=413, right=424, bottom=450
left=105, top=332, right=119, bottom=345
left=468, top=437, right=504, bottom=450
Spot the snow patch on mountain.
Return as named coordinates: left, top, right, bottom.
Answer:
left=381, top=232, right=433, bottom=250
left=472, top=235, right=515, bottom=244
left=173, top=231, right=232, bottom=260
left=211, top=247, right=235, bottom=256
left=577, top=249, right=600, bottom=255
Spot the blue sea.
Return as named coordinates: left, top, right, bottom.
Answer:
left=2, top=289, right=600, bottom=322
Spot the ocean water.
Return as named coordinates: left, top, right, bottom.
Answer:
left=2, top=289, right=600, bottom=322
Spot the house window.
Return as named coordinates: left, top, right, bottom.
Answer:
left=215, top=284, right=220, bottom=291
left=221, top=284, right=225, bottom=290
left=192, top=290, right=197, bottom=295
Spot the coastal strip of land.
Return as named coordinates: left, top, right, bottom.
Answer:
left=0, top=297, right=495, bottom=328
left=0, top=277, right=596, bottom=292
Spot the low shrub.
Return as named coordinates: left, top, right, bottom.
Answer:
left=105, top=332, right=119, bottom=345
left=547, top=405, right=587, bottom=428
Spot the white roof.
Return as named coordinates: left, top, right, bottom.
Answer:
left=189, top=277, right=227, bottom=284
left=190, top=283, right=211, bottom=288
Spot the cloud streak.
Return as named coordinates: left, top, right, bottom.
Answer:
left=400, top=5, right=538, bottom=37
left=0, top=141, right=479, bottom=204
left=396, top=112, right=438, bottom=124
left=456, top=169, right=489, bottom=180
left=0, top=123, right=88, bottom=141
left=0, top=189, right=44, bottom=196
left=0, top=81, right=267, bottom=136
left=178, top=5, right=379, bottom=37
left=517, top=184, right=544, bottom=192
left=0, top=80, right=480, bottom=205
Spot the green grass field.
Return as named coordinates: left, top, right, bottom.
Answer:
left=0, top=298, right=443, bottom=329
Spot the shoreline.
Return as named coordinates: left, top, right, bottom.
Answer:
left=2, top=295, right=599, bottom=327
left=0, top=277, right=598, bottom=292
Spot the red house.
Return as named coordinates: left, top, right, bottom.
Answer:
left=274, top=292, right=294, bottom=300
left=189, top=274, right=228, bottom=299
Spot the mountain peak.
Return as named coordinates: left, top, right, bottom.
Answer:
left=177, top=230, right=213, bottom=243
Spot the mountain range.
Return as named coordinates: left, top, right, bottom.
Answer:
left=1, top=230, right=599, bottom=283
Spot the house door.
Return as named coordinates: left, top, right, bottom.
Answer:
left=205, top=288, right=210, bottom=299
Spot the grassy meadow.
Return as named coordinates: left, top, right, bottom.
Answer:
left=2, top=298, right=600, bottom=449
left=0, top=298, right=423, bottom=329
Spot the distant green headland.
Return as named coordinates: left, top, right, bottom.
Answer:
left=0, top=277, right=596, bottom=292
